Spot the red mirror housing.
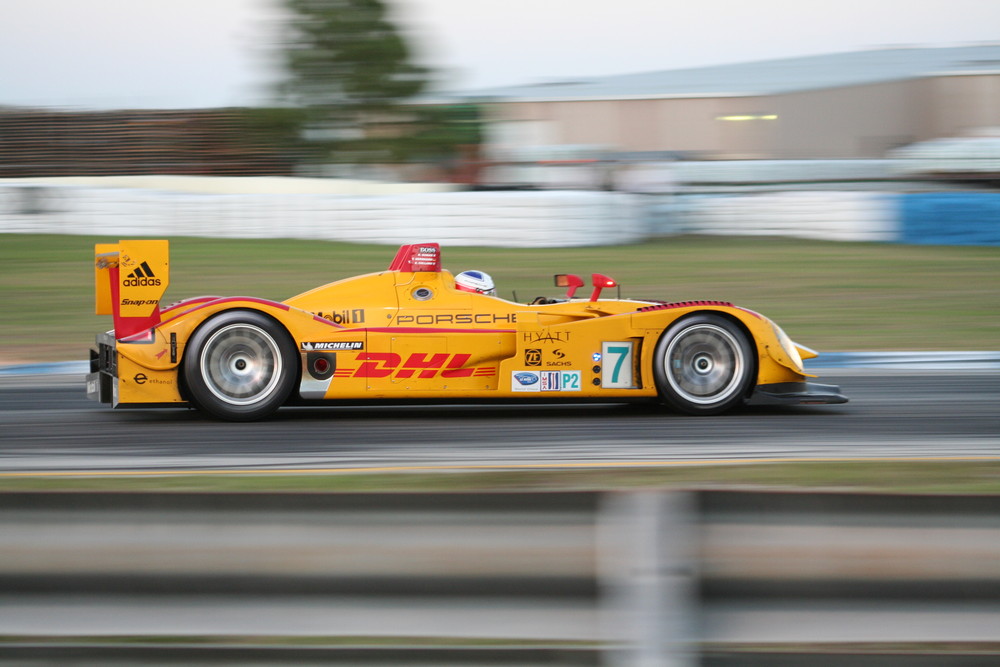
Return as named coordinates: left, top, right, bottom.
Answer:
left=554, top=274, right=585, bottom=299
left=589, top=273, right=617, bottom=302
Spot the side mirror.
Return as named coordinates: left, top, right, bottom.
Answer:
left=589, top=274, right=617, bottom=302
left=554, top=274, right=585, bottom=299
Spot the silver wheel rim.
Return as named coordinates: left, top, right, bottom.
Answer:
left=200, top=323, right=282, bottom=406
left=664, top=324, right=745, bottom=405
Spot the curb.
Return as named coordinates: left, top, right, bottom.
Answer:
left=0, top=361, right=90, bottom=376
left=805, top=351, right=1000, bottom=371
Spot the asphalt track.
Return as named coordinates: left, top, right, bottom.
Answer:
left=0, top=372, right=998, bottom=474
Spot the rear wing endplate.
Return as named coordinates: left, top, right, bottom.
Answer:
left=95, top=240, right=170, bottom=339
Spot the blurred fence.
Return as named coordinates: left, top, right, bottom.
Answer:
left=652, top=191, right=899, bottom=242
left=0, top=109, right=295, bottom=177
left=3, top=490, right=1000, bottom=666
left=1, top=178, right=998, bottom=246
left=0, top=183, right=643, bottom=247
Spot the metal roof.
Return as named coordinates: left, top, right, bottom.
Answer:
left=459, top=44, right=1000, bottom=102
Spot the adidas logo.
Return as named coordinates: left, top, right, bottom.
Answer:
left=123, top=261, right=162, bottom=287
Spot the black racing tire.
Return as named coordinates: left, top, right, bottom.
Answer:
left=183, top=310, right=297, bottom=421
left=653, top=314, right=755, bottom=415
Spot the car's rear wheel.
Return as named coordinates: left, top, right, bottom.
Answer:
left=653, top=314, right=754, bottom=415
left=184, top=310, right=297, bottom=421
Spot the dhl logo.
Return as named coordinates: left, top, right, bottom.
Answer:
left=333, top=353, right=496, bottom=379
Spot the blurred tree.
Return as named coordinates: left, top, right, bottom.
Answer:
left=403, top=104, right=482, bottom=158
left=278, top=0, right=431, bottom=165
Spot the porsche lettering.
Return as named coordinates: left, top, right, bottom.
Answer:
left=396, top=313, right=517, bottom=325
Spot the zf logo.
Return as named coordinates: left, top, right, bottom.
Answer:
left=340, top=352, right=496, bottom=379
left=525, top=349, right=542, bottom=366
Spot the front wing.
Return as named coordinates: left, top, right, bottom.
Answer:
left=748, top=382, right=848, bottom=406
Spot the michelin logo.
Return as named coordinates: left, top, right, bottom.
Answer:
left=301, top=341, right=364, bottom=351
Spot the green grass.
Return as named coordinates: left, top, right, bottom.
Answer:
left=2, top=234, right=998, bottom=363
left=5, top=461, right=1000, bottom=494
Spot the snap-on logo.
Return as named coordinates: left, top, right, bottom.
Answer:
left=122, top=261, right=161, bottom=287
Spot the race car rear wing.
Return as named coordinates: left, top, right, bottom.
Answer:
left=94, top=240, right=170, bottom=339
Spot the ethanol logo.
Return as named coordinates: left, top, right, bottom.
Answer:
left=123, top=261, right=161, bottom=287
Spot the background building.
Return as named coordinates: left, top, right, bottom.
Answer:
left=462, top=45, right=1000, bottom=161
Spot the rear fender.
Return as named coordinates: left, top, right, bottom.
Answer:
left=116, top=298, right=331, bottom=373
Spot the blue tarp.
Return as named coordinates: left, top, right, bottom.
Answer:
left=899, top=193, right=1000, bottom=245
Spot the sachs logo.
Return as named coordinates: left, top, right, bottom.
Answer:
left=122, top=261, right=161, bottom=287
left=513, top=372, right=539, bottom=386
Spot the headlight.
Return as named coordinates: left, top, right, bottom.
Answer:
left=771, top=322, right=804, bottom=372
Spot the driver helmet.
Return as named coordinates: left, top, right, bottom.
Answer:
left=454, top=270, right=496, bottom=296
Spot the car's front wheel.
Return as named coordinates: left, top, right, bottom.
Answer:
left=653, top=314, right=755, bottom=415
left=184, top=310, right=297, bottom=421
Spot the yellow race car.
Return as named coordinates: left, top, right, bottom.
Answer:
left=88, top=240, right=847, bottom=421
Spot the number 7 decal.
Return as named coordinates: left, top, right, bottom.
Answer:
left=602, top=341, right=635, bottom=389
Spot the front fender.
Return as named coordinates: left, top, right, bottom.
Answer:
left=728, top=310, right=815, bottom=382
left=633, top=305, right=812, bottom=387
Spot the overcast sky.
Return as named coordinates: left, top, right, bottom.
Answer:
left=2, top=0, right=999, bottom=109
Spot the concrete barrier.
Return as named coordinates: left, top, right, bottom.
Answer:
left=3, top=177, right=999, bottom=246
left=0, top=182, right=644, bottom=247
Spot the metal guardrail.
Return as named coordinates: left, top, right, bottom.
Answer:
left=2, top=491, right=1000, bottom=665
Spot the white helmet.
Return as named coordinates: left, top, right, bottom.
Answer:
left=454, top=270, right=496, bottom=296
